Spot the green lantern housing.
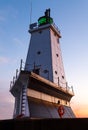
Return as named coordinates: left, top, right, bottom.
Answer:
left=38, top=9, right=53, bottom=26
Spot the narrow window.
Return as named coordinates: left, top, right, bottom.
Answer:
left=55, top=71, right=57, bottom=74
left=37, top=51, right=41, bottom=55
left=56, top=54, right=59, bottom=57
left=62, top=75, right=64, bottom=79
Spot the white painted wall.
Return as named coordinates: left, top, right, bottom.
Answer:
left=25, top=26, right=53, bottom=81
left=50, top=28, right=66, bottom=88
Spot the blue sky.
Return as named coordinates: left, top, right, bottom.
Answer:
left=0, top=0, right=88, bottom=119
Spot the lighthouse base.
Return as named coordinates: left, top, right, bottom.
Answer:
left=28, top=97, right=75, bottom=118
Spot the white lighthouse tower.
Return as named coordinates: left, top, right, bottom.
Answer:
left=10, top=9, right=75, bottom=118
left=25, top=9, right=66, bottom=88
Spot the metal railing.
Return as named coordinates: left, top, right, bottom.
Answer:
left=10, top=59, right=74, bottom=95
left=10, top=59, right=25, bottom=90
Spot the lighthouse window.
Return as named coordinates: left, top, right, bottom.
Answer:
left=56, top=54, right=59, bottom=57
left=62, top=75, right=64, bottom=79
left=55, top=71, right=57, bottom=74
left=37, top=51, right=41, bottom=55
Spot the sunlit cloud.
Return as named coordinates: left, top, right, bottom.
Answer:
left=0, top=82, right=14, bottom=119
left=0, top=101, right=14, bottom=119
left=0, top=92, right=14, bottom=105
left=74, top=105, right=88, bottom=118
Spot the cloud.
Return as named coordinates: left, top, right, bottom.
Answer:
left=0, top=101, right=14, bottom=119
left=0, top=90, right=14, bottom=104
left=0, top=6, right=18, bottom=24
left=0, top=15, right=5, bottom=22
left=0, top=10, right=7, bottom=23
left=13, top=37, right=25, bottom=50
left=0, top=56, right=9, bottom=64
left=0, top=85, right=14, bottom=119
left=13, top=38, right=23, bottom=45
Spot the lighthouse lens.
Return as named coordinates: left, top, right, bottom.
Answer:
left=38, top=16, right=53, bottom=26
left=39, top=17, right=46, bottom=24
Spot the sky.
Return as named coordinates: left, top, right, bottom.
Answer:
left=0, top=0, right=88, bottom=119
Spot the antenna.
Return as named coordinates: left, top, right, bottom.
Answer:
left=30, top=1, right=32, bottom=24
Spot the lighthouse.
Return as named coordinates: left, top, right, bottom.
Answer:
left=10, top=9, right=75, bottom=118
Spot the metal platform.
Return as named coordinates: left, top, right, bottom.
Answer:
left=10, top=70, right=75, bottom=118
left=10, top=70, right=74, bottom=101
